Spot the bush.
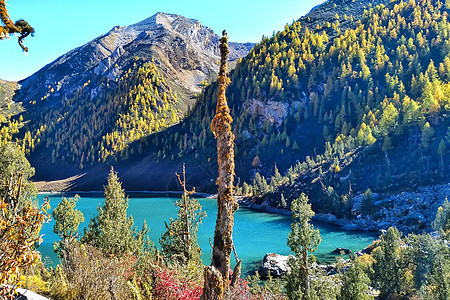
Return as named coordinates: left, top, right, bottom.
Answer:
left=48, top=243, right=135, bottom=300
left=152, top=268, right=203, bottom=300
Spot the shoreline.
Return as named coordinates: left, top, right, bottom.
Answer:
left=37, top=189, right=212, bottom=198
left=239, top=182, right=450, bottom=235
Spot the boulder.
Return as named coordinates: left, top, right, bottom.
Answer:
left=259, top=253, right=292, bottom=277
left=332, top=248, right=352, bottom=254
left=15, top=288, right=50, bottom=300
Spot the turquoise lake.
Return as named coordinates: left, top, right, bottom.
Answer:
left=36, top=192, right=377, bottom=275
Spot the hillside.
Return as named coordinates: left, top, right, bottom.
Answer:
left=128, top=0, right=450, bottom=202
left=0, top=13, right=252, bottom=183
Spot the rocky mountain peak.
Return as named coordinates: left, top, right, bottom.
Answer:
left=14, top=12, right=253, bottom=108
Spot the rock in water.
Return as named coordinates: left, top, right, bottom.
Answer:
left=332, top=248, right=352, bottom=254
left=259, top=253, right=292, bottom=277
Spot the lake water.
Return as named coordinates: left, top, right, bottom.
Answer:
left=36, top=192, right=377, bottom=275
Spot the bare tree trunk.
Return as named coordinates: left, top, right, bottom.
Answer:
left=201, top=30, right=241, bottom=300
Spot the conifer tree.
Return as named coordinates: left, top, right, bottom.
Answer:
left=82, top=167, right=148, bottom=256
left=160, top=164, right=206, bottom=265
left=371, top=227, right=404, bottom=299
left=286, top=193, right=321, bottom=299
left=52, top=195, right=84, bottom=257
left=339, top=259, right=373, bottom=300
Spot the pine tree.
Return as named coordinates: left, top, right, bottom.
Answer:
left=286, top=193, right=321, bottom=299
left=339, top=259, right=373, bottom=300
left=160, top=164, right=206, bottom=265
left=82, top=167, right=148, bottom=256
left=52, top=195, right=84, bottom=257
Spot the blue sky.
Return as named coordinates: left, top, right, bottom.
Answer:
left=0, top=0, right=325, bottom=81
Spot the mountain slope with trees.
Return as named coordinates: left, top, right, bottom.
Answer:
left=134, top=0, right=450, bottom=206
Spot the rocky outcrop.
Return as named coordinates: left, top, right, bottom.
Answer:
left=259, top=253, right=292, bottom=277
left=242, top=99, right=288, bottom=127
left=332, top=248, right=352, bottom=254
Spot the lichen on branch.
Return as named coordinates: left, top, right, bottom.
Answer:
left=202, top=30, right=241, bottom=300
left=0, top=0, right=34, bottom=52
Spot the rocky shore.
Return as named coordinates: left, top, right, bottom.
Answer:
left=241, top=183, right=450, bottom=234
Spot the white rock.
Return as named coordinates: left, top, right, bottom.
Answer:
left=259, top=253, right=292, bottom=277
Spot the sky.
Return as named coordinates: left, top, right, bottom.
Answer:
left=0, top=0, right=325, bottom=81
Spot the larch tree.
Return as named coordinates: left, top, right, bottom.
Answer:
left=201, top=30, right=241, bottom=299
left=0, top=0, right=34, bottom=51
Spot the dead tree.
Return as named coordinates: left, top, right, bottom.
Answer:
left=0, top=0, right=34, bottom=51
left=201, top=30, right=241, bottom=300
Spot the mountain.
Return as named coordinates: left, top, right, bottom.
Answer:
left=0, top=12, right=252, bottom=185
left=16, top=12, right=252, bottom=108
left=128, top=0, right=450, bottom=204
left=3, top=0, right=450, bottom=205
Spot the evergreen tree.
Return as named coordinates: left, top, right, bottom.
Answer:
left=160, top=164, right=206, bottom=265
left=433, top=197, right=450, bottom=239
left=286, top=193, right=322, bottom=299
left=404, top=233, right=440, bottom=293
left=339, top=259, right=373, bottom=300
left=427, top=244, right=450, bottom=300
left=52, top=195, right=84, bottom=257
left=82, top=167, right=148, bottom=256
left=371, top=227, right=405, bottom=299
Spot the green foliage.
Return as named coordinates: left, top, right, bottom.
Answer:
left=339, top=260, right=373, bottom=300
left=361, top=188, right=374, bottom=215
left=0, top=142, right=36, bottom=200
left=286, top=193, right=322, bottom=300
left=52, top=195, right=84, bottom=257
left=426, top=243, right=450, bottom=300
left=404, top=233, right=441, bottom=293
left=159, top=192, right=206, bottom=265
left=370, top=227, right=407, bottom=299
left=82, top=167, right=148, bottom=256
left=433, top=197, right=450, bottom=239
left=247, top=271, right=285, bottom=299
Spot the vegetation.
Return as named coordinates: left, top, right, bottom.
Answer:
left=82, top=167, right=148, bottom=256
left=285, top=193, right=321, bottom=299
left=4, top=0, right=450, bottom=299
left=0, top=143, right=49, bottom=297
left=0, top=61, right=180, bottom=169
left=52, top=195, right=84, bottom=257
left=160, top=164, right=206, bottom=267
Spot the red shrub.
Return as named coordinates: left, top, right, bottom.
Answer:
left=152, top=268, right=203, bottom=300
